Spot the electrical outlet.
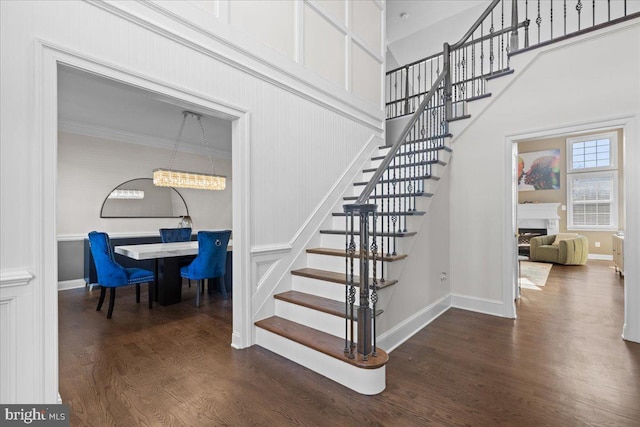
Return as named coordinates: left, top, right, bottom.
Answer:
left=595, top=241, right=601, bottom=248
left=440, top=272, right=447, bottom=282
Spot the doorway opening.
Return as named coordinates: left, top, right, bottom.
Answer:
left=37, top=42, right=251, bottom=401
left=506, top=119, right=632, bottom=342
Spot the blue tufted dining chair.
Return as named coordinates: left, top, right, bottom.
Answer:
left=159, top=227, right=192, bottom=243
left=88, top=231, right=155, bottom=318
left=159, top=227, right=193, bottom=288
left=180, top=230, right=231, bottom=307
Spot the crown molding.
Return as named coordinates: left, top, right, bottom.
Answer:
left=58, top=120, right=232, bottom=159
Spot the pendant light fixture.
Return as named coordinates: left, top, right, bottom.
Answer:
left=153, top=111, right=226, bottom=191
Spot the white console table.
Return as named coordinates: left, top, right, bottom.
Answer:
left=612, top=234, right=624, bottom=276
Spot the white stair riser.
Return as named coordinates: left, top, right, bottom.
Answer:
left=342, top=196, right=434, bottom=214
left=255, top=329, right=386, bottom=395
left=275, top=299, right=351, bottom=340
left=307, top=253, right=393, bottom=278
left=292, top=275, right=350, bottom=301
left=348, top=178, right=440, bottom=197
left=331, top=215, right=422, bottom=233
left=321, top=233, right=410, bottom=254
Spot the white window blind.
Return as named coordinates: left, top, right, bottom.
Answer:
left=567, top=172, right=617, bottom=229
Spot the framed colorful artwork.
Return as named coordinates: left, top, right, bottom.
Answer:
left=518, top=149, right=561, bottom=191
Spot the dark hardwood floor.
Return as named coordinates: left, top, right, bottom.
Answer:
left=59, top=261, right=640, bottom=426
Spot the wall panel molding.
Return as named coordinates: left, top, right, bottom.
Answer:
left=93, top=0, right=384, bottom=130
left=0, top=270, right=34, bottom=288
left=59, top=120, right=232, bottom=159
left=0, top=296, right=18, bottom=403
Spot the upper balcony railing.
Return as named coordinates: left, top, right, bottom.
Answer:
left=386, top=0, right=640, bottom=120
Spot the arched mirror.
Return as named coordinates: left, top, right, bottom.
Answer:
left=100, top=178, right=189, bottom=218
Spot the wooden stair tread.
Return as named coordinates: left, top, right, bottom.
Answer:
left=291, top=267, right=398, bottom=290
left=255, top=316, right=389, bottom=369
left=354, top=175, right=440, bottom=186
left=363, top=159, right=446, bottom=173
left=275, top=290, right=383, bottom=319
left=448, top=114, right=471, bottom=122
left=343, top=192, right=433, bottom=200
left=307, top=247, right=407, bottom=262
left=485, top=68, right=514, bottom=80
left=377, top=132, right=452, bottom=149
left=320, top=229, right=417, bottom=237
left=371, top=145, right=452, bottom=161
left=332, top=211, right=425, bottom=217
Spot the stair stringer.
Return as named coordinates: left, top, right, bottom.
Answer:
left=250, top=134, right=383, bottom=339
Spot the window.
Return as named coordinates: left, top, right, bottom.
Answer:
left=566, top=132, right=618, bottom=230
left=567, top=132, right=617, bottom=172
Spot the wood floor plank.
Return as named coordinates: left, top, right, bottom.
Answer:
left=59, top=262, right=640, bottom=426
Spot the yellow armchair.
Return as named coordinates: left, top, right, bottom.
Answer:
left=530, top=233, right=588, bottom=265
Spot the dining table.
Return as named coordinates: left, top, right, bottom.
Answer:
left=114, top=240, right=232, bottom=306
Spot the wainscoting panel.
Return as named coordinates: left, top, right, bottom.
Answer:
left=0, top=270, right=34, bottom=403
left=0, top=296, right=17, bottom=403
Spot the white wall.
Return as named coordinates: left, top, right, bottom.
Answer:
left=386, top=2, right=488, bottom=71
left=448, top=21, right=640, bottom=322
left=378, top=167, right=452, bottom=351
left=0, top=0, right=384, bottom=403
left=57, top=132, right=233, bottom=237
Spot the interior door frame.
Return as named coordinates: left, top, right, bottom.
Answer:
left=36, top=40, right=253, bottom=401
left=504, top=115, right=639, bottom=343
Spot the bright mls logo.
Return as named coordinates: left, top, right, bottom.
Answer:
left=1, top=405, right=69, bottom=426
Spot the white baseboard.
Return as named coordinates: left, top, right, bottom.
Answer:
left=58, top=279, right=86, bottom=291
left=450, top=293, right=506, bottom=317
left=377, top=294, right=451, bottom=353
left=588, top=254, right=613, bottom=261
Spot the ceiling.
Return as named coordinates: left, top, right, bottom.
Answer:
left=57, top=65, right=233, bottom=158
left=57, top=2, right=486, bottom=151
left=386, top=0, right=488, bottom=44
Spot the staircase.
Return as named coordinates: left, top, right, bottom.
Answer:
left=254, top=0, right=640, bottom=395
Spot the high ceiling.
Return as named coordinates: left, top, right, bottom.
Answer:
left=57, top=2, right=486, bottom=151
left=386, top=0, right=488, bottom=44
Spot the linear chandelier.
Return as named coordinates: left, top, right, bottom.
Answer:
left=153, top=111, right=226, bottom=191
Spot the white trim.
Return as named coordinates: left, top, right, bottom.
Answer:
left=59, top=120, right=233, bottom=160
left=377, top=294, right=451, bottom=353
left=450, top=294, right=507, bottom=318
left=305, top=0, right=349, bottom=36
left=250, top=244, right=293, bottom=256
left=0, top=270, right=35, bottom=288
left=566, top=131, right=618, bottom=173
left=36, top=39, right=253, bottom=402
left=231, top=109, right=252, bottom=350
left=255, top=328, right=386, bottom=395
left=506, top=115, right=639, bottom=344
left=91, top=0, right=384, bottom=131
left=588, top=254, right=614, bottom=261
left=58, top=279, right=86, bottom=291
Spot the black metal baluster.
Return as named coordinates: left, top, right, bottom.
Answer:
left=525, top=0, right=530, bottom=48
left=537, top=0, right=541, bottom=43
left=386, top=162, right=390, bottom=256
left=348, top=211, right=356, bottom=358
left=344, top=213, right=349, bottom=354
left=551, top=0, right=554, bottom=39
left=592, top=0, right=595, bottom=27
left=370, top=214, right=378, bottom=358
left=607, top=0, right=611, bottom=21
left=480, top=21, right=485, bottom=91
left=472, top=34, right=476, bottom=96
left=403, top=65, right=410, bottom=115
left=577, top=0, right=583, bottom=31
left=490, top=10, right=495, bottom=74
left=501, top=0, right=504, bottom=71
left=564, top=0, right=567, bottom=35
